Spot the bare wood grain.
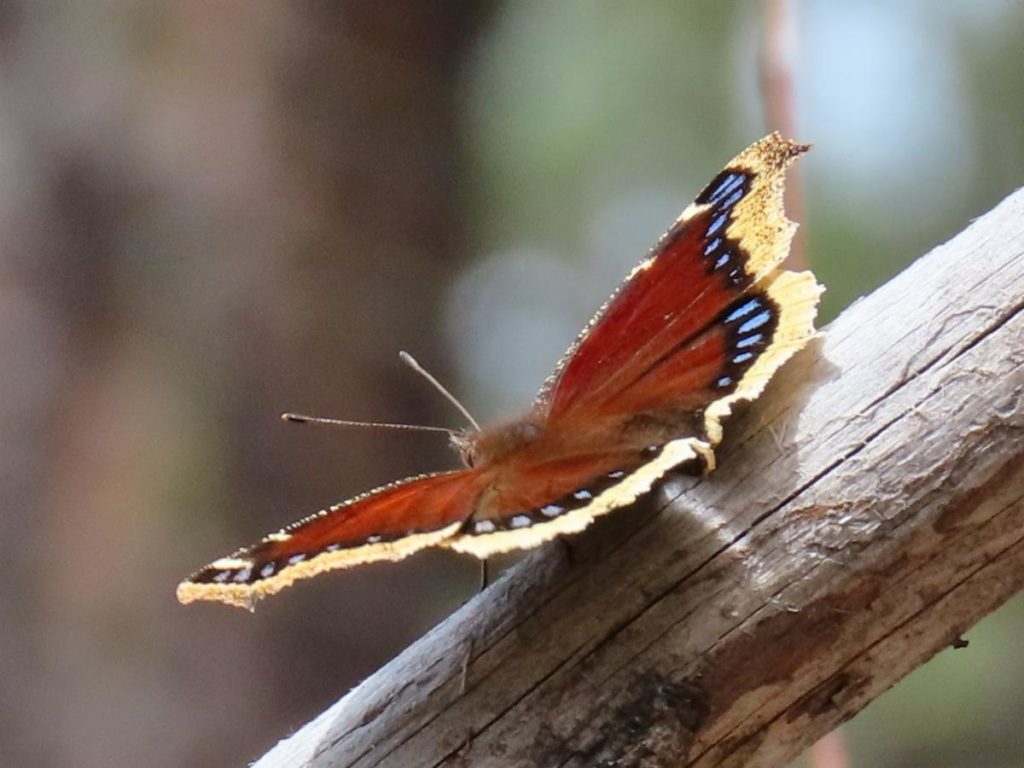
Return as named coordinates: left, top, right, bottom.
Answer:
left=255, top=188, right=1024, bottom=768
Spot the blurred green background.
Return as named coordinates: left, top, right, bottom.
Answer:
left=1, top=2, right=1021, bottom=766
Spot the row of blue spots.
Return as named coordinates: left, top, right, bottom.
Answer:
left=467, top=465, right=637, bottom=535
left=700, top=199, right=749, bottom=283
left=729, top=296, right=773, bottom=366
left=713, top=295, right=777, bottom=388
left=717, top=185, right=745, bottom=211
left=702, top=171, right=747, bottom=207
left=703, top=233, right=745, bottom=287
left=701, top=171, right=749, bottom=242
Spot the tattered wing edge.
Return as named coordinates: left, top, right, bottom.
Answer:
left=704, top=269, right=823, bottom=445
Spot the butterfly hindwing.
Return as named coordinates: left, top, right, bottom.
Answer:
left=602, top=268, right=821, bottom=444
left=448, top=438, right=709, bottom=558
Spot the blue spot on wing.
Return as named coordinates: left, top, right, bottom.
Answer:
left=706, top=172, right=746, bottom=205
left=738, top=309, right=773, bottom=334
left=718, top=186, right=744, bottom=211
left=704, top=237, right=722, bottom=256
left=707, top=212, right=728, bottom=238
left=724, top=298, right=763, bottom=324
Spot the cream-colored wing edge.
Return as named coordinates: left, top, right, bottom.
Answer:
left=176, top=522, right=463, bottom=610
left=446, top=438, right=709, bottom=559
left=704, top=269, right=823, bottom=445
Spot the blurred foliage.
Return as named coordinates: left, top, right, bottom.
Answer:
left=454, top=1, right=1024, bottom=411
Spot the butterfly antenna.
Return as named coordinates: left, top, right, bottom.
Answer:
left=399, top=350, right=481, bottom=432
left=281, top=413, right=456, bottom=435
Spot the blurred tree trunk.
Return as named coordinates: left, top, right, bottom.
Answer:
left=222, top=1, right=488, bottom=738
left=0, top=3, right=483, bottom=766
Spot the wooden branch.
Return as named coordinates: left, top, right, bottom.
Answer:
left=256, top=189, right=1024, bottom=768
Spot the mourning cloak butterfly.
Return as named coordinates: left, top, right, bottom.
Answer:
left=178, top=133, right=823, bottom=609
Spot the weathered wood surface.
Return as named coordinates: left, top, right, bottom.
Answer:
left=256, top=189, right=1024, bottom=768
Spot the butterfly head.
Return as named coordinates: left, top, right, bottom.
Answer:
left=449, top=418, right=545, bottom=469
left=448, top=429, right=478, bottom=467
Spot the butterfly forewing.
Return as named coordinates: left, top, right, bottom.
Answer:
left=537, top=134, right=817, bottom=434
left=177, top=469, right=487, bottom=609
left=449, top=439, right=708, bottom=558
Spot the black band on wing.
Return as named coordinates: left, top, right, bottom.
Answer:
left=696, top=170, right=756, bottom=289
left=459, top=444, right=706, bottom=537
left=709, top=291, right=782, bottom=395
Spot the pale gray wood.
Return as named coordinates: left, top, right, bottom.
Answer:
left=255, top=188, right=1024, bottom=768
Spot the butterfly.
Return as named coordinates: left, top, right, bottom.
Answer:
left=177, top=133, right=823, bottom=609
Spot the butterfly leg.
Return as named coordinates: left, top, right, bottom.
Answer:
left=478, top=558, right=490, bottom=592
left=557, top=536, right=575, bottom=567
